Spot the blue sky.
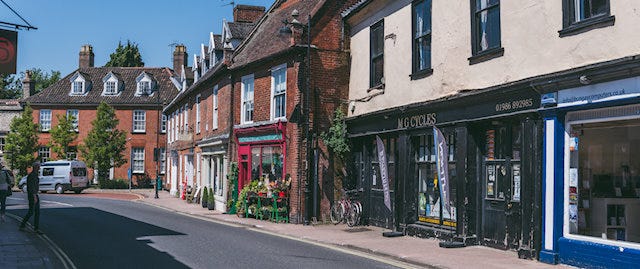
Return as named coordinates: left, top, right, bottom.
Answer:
left=0, top=0, right=275, bottom=76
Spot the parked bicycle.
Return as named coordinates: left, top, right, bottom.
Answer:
left=330, top=189, right=362, bottom=227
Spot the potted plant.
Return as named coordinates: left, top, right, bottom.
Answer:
left=202, top=187, right=208, bottom=208
left=208, top=189, right=215, bottom=210
left=236, top=185, right=250, bottom=217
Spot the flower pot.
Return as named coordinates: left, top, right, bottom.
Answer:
left=208, top=201, right=215, bottom=210
left=202, top=200, right=208, bottom=208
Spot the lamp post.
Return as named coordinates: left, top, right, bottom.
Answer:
left=280, top=9, right=315, bottom=224
left=154, top=85, right=162, bottom=199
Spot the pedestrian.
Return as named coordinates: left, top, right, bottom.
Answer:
left=0, top=161, right=14, bottom=222
left=19, top=161, right=41, bottom=234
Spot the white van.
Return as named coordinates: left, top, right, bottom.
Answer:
left=19, top=160, right=90, bottom=194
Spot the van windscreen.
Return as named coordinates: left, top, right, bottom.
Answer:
left=72, top=168, right=87, bottom=177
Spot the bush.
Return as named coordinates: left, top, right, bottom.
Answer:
left=208, top=189, right=215, bottom=210
left=134, top=173, right=152, bottom=188
left=99, top=178, right=129, bottom=189
left=202, top=187, right=208, bottom=208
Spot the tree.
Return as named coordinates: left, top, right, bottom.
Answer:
left=49, top=113, right=78, bottom=160
left=4, top=104, right=39, bottom=176
left=0, top=68, right=61, bottom=99
left=104, top=40, right=144, bottom=67
left=80, top=102, right=127, bottom=183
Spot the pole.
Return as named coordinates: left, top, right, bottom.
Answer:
left=155, top=85, right=161, bottom=199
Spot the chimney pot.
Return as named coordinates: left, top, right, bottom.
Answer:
left=79, top=44, right=94, bottom=68
left=173, top=45, right=188, bottom=73
left=22, top=70, right=34, bottom=99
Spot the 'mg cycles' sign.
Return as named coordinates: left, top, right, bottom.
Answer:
left=397, top=113, right=437, bottom=129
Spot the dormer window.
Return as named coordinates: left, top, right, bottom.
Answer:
left=70, top=72, right=89, bottom=95
left=72, top=81, right=84, bottom=94
left=105, top=81, right=116, bottom=94
left=135, top=72, right=156, bottom=96
left=138, top=81, right=151, bottom=94
left=102, top=71, right=122, bottom=96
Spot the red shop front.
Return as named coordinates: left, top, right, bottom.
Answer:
left=234, top=121, right=287, bottom=193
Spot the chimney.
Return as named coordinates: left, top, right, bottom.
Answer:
left=233, top=5, right=265, bottom=23
left=79, top=44, right=94, bottom=68
left=22, top=70, right=34, bottom=99
left=173, top=44, right=188, bottom=73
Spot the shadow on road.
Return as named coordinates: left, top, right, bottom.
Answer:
left=10, top=207, right=189, bottom=269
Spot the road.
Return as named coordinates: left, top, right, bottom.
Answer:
left=7, top=191, right=401, bottom=269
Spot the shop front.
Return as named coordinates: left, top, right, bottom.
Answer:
left=348, top=87, right=542, bottom=253
left=198, top=134, right=229, bottom=212
left=539, top=75, right=640, bottom=268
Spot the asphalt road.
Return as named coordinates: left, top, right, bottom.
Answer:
left=7, top=192, right=401, bottom=269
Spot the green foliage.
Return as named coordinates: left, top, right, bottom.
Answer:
left=5, top=105, right=39, bottom=175
left=208, top=188, right=215, bottom=205
left=320, top=107, right=350, bottom=160
left=228, top=162, right=239, bottom=213
left=104, top=40, right=145, bottom=67
left=236, top=185, right=250, bottom=213
left=49, top=114, right=78, bottom=160
left=0, top=69, right=61, bottom=99
left=80, top=102, right=128, bottom=182
left=99, top=178, right=129, bottom=189
left=0, top=73, right=19, bottom=99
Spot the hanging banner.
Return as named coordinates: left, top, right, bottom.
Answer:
left=376, top=135, right=391, bottom=211
left=433, top=127, right=450, bottom=215
left=0, top=29, right=17, bottom=74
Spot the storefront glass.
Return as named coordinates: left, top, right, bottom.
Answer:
left=568, top=118, right=640, bottom=244
left=415, top=132, right=457, bottom=227
left=251, top=145, right=284, bottom=182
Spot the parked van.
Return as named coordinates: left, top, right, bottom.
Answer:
left=19, top=160, right=89, bottom=194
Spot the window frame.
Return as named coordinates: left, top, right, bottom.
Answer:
left=72, top=81, right=84, bottom=95
left=369, top=20, right=385, bottom=88
left=66, top=109, right=79, bottom=132
left=38, top=146, right=50, bottom=163
left=159, top=148, right=166, bottom=174
left=195, top=94, right=201, bottom=134
left=560, top=0, right=614, bottom=37
left=161, top=114, right=167, bottom=133
left=270, top=64, right=287, bottom=121
left=104, top=81, right=117, bottom=95
left=241, top=74, right=255, bottom=124
left=411, top=0, right=433, bottom=79
left=468, top=0, right=504, bottom=65
left=40, top=109, right=52, bottom=132
left=213, top=85, right=219, bottom=130
left=132, top=147, right=145, bottom=174
left=133, top=110, right=146, bottom=133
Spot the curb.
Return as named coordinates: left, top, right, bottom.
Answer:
left=136, top=198, right=438, bottom=269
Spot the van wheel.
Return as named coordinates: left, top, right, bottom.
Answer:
left=74, top=189, right=82, bottom=194
left=55, top=184, right=64, bottom=194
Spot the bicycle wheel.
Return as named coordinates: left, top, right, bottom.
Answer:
left=330, top=201, right=344, bottom=225
left=346, top=201, right=357, bottom=227
left=352, top=201, right=362, bottom=226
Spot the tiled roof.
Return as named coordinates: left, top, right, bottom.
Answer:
left=212, top=34, right=223, bottom=50
left=230, top=0, right=322, bottom=68
left=341, top=0, right=371, bottom=18
left=228, top=21, right=256, bottom=39
left=23, top=67, right=179, bottom=107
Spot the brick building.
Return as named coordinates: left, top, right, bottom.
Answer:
left=22, top=45, right=181, bottom=185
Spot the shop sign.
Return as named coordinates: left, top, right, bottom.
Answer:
left=434, top=127, right=450, bottom=214
left=397, top=113, right=437, bottom=129
left=238, top=134, right=282, bottom=143
left=494, top=98, right=535, bottom=112
left=558, top=76, right=640, bottom=107
left=0, top=29, right=17, bottom=74
left=376, top=136, right=391, bottom=211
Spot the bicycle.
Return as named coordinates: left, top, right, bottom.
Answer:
left=330, top=189, right=363, bottom=227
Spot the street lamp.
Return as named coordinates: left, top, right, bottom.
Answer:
left=280, top=9, right=315, bottom=224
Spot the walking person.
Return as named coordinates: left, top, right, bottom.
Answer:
left=0, top=161, right=14, bottom=222
left=19, top=162, right=41, bottom=234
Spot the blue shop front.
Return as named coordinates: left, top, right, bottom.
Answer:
left=540, top=74, right=640, bottom=268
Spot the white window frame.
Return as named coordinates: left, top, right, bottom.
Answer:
left=184, top=104, right=189, bottom=132
left=38, top=146, right=50, bottom=163
left=161, top=114, right=167, bottom=133
left=270, top=64, right=287, bottom=120
left=133, top=110, right=146, bottom=133
left=40, top=109, right=52, bottom=131
left=66, top=109, right=79, bottom=132
left=104, top=81, right=117, bottom=95
left=241, top=74, right=254, bottom=124
left=196, top=94, right=201, bottom=134
left=72, top=81, right=84, bottom=95
left=160, top=148, right=166, bottom=174
left=213, top=85, right=219, bottom=130
left=132, top=147, right=145, bottom=173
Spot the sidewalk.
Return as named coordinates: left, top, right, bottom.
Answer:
left=0, top=201, right=66, bottom=269
left=134, top=189, right=572, bottom=269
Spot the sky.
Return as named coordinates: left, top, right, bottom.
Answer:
left=0, top=0, right=275, bottom=77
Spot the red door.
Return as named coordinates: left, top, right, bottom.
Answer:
left=238, top=145, right=251, bottom=192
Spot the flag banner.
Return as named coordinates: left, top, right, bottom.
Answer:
left=0, top=29, right=17, bottom=74
left=433, top=127, right=450, bottom=215
left=376, top=135, right=391, bottom=211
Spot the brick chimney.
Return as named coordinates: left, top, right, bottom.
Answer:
left=233, top=5, right=265, bottom=23
left=173, top=44, right=188, bottom=73
left=22, top=70, right=34, bottom=99
left=79, top=44, right=94, bottom=68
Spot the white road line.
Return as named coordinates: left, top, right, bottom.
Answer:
left=6, top=197, right=73, bottom=207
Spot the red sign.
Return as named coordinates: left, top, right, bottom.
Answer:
left=0, top=29, right=17, bottom=74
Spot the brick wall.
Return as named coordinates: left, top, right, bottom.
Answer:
left=233, top=5, right=265, bottom=23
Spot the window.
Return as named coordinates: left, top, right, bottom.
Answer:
left=0, top=137, right=4, bottom=153
left=470, top=0, right=502, bottom=62
left=66, top=109, right=79, bottom=131
left=213, top=155, right=225, bottom=196
left=241, top=75, right=254, bottom=124
left=184, top=104, right=189, bottom=132
left=250, top=146, right=284, bottom=182
left=370, top=21, right=384, bottom=88
left=196, top=95, right=201, bottom=134
left=105, top=81, right=117, bottom=95
left=271, top=64, right=287, bottom=120
left=72, top=81, right=84, bottom=95
left=412, top=0, right=432, bottom=77
left=132, top=148, right=145, bottom=173
left=38, top=146, right=50, bottom=163
left=561, top=0, right=613, bottom=36
left=159, top=148, right=166, bottom=174
left=133, top=110, right=146, bottom=133
left=137, top=81, right=151, bottom=95
left=212, top=85, right=219, bottom=129
left=161, top=114, right=167, bottom=133
left=40, top=110, right=52, bottom=131
left=66, top=146, right=77, bottom=160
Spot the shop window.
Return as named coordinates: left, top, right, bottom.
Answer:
left=415, top=132, right=457, bottom=227
left=568, top=118, right=640, bottom=244
left=371, top=137, right=395, bottom=191
left=251, top=146, right=284, bottom=183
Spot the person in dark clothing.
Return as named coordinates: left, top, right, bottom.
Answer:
left=0, top=161, right=14, bottom=222
left=20, top=162, right=41, bottom=234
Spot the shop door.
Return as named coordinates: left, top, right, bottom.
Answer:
left=481, top=122, right=522, bottom=249
left=238, top=145, right=251, bottom=192
left=369, top=137, right=396, bottom=229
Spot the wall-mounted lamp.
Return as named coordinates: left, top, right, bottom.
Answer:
left=579, top=75, right=591, bottom=85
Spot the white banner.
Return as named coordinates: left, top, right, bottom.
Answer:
left=433, top=127, right=450, bottom=215
left=376, top=136, right=391, bottom=211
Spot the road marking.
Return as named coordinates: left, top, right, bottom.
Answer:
left=7, top=197, right=74, bottom=207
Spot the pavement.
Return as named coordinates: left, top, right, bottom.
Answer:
left=2, top=188, right=574, bottom=269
